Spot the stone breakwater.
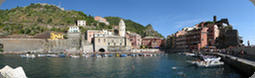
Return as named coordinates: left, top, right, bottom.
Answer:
left=216, top=53, right=255, bottom=77
left=0, top=38, right=82, bottom=53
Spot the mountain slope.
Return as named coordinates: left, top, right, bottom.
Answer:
left=105, top=17, right=163, bottom=38
left=0, top=3, right=163, bottom=38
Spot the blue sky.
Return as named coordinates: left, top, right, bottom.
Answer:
left=0, top=0, right=255, bottom=45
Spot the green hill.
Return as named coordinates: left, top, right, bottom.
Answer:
left=105, top=17, right=163, bottom=38
left=0, top=3, right=163, bottom=38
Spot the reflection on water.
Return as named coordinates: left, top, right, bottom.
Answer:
left=0, top=54, right=245, bottom=78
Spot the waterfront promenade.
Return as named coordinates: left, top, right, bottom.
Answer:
left=217, top=53, right=255, bottom=67
left=207, top=52, right=255, bottom=77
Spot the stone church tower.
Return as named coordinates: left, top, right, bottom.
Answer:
left=119, top=19, right=126, bottom=37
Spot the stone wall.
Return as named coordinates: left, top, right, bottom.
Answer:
left=0, top=38, right=46, bottom=53
left=0, top=38, right=83, bottom=53
left=48, top=39, right=80, bottom=53
left=227, top=47, right=255, bottom=56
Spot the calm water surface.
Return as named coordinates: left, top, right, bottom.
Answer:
left=0, top=53, right=245, bottom=78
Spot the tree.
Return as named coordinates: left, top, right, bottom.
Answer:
left=0, top=44, right=3, bottom=52
left=224, top=25, right=233, bottom=30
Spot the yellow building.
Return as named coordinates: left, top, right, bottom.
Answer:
left=49, top=32, right=64, bottom=40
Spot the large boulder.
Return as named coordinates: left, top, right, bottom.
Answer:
left=0, top=65, right=27, bottom=78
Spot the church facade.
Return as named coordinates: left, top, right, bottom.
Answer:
left=89, top=19, right=132, bottom=52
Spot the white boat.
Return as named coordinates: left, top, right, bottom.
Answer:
left=183, top=52, right=195, bottom=56
left=153, top=54, right=157, bottom=56
left=82, top=54, right=90, bottom=58
left=96, top=55, right=102, bottom=58
left=37, top=54, right=47, bottom=57
left=70, top=55, right=80, bottom=58
left=195, top=60, right=224, bottom=67
left=190, top=56, right=224, bottom=67
left=104, top=54, right=108, bottom=57
left=46, top=54, right=58, bottom=57
left=172, top=67, right=177, bottom=70
left=20, top=54, right=35, bottom=58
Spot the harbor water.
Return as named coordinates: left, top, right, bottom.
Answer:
left=0, top=53, right=245, bottom=78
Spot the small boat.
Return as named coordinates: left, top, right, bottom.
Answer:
left=108, top=54, right=113, bottom=57
left=101, top=54, right=108, bottom=57
left=47, top=54, right=58, bottom=57
left=172, top=67, right=177, bottom=70
left=195, top=60, right=224, bottom=67
left=153, top=54, right=157, bottom=56
left=116, top=53, right=120, bottom=57
left=131, top=54, right=136, bottom=57
left=20, top=54, right=35, bottom=58
left=145, top=54, right=151, bottom=56
left=82, top=54, right=90, bottom=58
left=96, top=54, right=102, bottom=58
left=104, top=54, right=108, bottom=57
left=120, top=54, right=127, bottom=57
left=190, top=56, right=224, bottom=67
left=184, top=52, right=195, bottom=56
left=138, top=53, right=143, bottom=56
left=58, top=54, right=66, bottom=57
left=37, top=54, right=47, bottom=57
left=70, top=55, right=80, bottom=58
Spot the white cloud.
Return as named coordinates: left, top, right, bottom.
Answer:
left=175, top=18, right=207, bottom=28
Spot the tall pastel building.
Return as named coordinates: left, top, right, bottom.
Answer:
left=119, top=19, right=126, bottom=37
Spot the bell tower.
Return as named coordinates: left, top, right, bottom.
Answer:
left=119, top=19, right=126, bottom=37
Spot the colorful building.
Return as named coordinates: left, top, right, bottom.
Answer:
left=171, top=16, right=240, bottom=52
left=68, top=26, right=80, bottom=33
left=93, top=19, right=131, bottom=52
left=94, top=16, right=110, bottom=25
left=49, top=32, right=64, bottom=40
left=77, top=20, right=86, bottom=26
left=142, top=36, right=163, bottom=48
left=126, top=32, right=142, bottom=49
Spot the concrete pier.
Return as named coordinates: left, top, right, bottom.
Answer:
left=217, top=53, right=255, bottom=77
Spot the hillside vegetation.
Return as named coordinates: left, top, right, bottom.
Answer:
left=105, top=17, right=163, bottom=38
left=0, top=3, right=163, bottom=38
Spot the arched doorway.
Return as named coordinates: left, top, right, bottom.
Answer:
left=114, top=29, right=119, bottom=35
left=99, top=48, right=105, bottom=52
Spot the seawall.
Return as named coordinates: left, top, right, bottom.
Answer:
left=217, top=53, right=255, bottom=77
left=0, top=38, right=82, bottom=53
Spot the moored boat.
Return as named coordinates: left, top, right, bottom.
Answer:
left=82, top=54, right=90, bottom=58
left=120, top=54, right=127, bottom=57
left=58, top=54, right=66, bottom=57
left=70, top=55, right=80, bottom=58
left=108, top=54, right=113, bottom=57
left=47, top=54, right=58, bottom=57
left=37, top=54, right=47, bottom=57
left=131, top=54, right=136, bottom=57
left=189, top=56, right=224, bottom=67
left=20, top=54, right=35, bottom=58
left=96, top=54, right=102, bottom=58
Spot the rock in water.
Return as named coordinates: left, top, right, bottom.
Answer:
left=0, top=65, right=27, bottom=78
